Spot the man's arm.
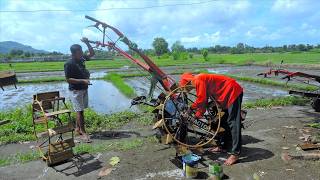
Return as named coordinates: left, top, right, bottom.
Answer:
left=81, top=37, right=95, bottom=58
left=66, top=78, right=90, bottom=85
left=191, top=79, right=207, bottom=118
left=64, top=63, right=90, bottom=85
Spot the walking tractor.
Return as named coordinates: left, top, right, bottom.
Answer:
left=258, top=62, right=320, bottom=112
left=84, top=15, right=246, bottom=152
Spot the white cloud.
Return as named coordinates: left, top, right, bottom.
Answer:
left=245, top=26, right=267, bottom=38
left=204, top=31, right=220, bottom=43
left=94, top=0, right=251, bottom=42
left=0, top=0, right=83, bottom=52
left=271, top=0, right=317, bottom=16
left=0, top=0, right=319, bottom=52
left=181, top=35, right=200, bottom=43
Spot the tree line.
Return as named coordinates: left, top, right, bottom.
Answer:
left=149, top=37, right=320, bottom=56
left=0, top=49, right=63, bottom=59
left=1, top=37, right=319, bottom=60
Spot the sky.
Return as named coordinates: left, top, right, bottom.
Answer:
left=0, top=0, right=319, bottom=53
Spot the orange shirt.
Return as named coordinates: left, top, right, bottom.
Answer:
left=191, top=74, right=243, bottom=118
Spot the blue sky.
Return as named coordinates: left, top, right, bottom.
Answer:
left=0, top=0, right=319, bottom=53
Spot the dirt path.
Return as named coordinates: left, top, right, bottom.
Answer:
left=0, top=105, right=319, bottom=180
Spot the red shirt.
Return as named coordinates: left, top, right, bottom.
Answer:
left=191, top=74, right=243, bottom=118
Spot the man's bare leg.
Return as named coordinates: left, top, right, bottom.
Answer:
left=76, top=111, right=91, bottom=142
left=75, top=111, right=84, bottom=135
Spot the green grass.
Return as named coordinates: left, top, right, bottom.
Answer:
left=307, top=123, right=320, bottom=129
left=0, top=105, right=142, bottom=144
left=0, top=150, right=39, bottom=167
left=113, top=69, right=318, bottom=92
left=1, top=52, right=319, bottom=73
left=103, top=73, right=136, bottom=97
left=74, top=138, right=144, bottom=154
left=205, top=52, right=320, bottom=65
left=243, top=96, right=309, bottom=109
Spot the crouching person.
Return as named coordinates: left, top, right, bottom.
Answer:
left=179, top=72, right=243, bottom=165
left=64, top=37, right=94, bottom=143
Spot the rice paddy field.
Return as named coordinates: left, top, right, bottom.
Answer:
left=0, top=52, right=319, bottom=179
left=1, top=52, right=319, bottom=73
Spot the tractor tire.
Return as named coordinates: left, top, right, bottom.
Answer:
left=311, top=98, right=320, bottom=112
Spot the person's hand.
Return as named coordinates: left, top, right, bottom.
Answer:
left=81, top=37, right=89, bottom=44
left=82, top=79, right=91, bottom=85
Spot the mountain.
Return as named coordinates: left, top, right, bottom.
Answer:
left=0, top=41, right=48, bottom=54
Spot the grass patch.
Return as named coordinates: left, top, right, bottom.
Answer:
left=0, top=150, right=40, bottom=167
left=0, top=137, right=147, bottom=167
left=243, top=96, right=309, bottom=109
left=0, top=105, right=140, bottom=144
left=74, top=138, right=144, bottom=154
left=103, top=73, right=136, bottom=97
left=307, top=123, right=320, bottom=129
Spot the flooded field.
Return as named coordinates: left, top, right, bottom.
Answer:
left=3, top=64, right=318, bottom=112
left=125, top=77, right=289, bottom=102
left=16, top=65, right=320, bottom=87
left=208, top=65, right=320, bottom=77
left=17, top=70, right=107, bottom=80
left=0, top=80, right=134, bottom=113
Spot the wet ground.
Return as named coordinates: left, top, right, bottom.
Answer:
left=0, top=105, right=319, bottom=179
left=125, top=77, right=289, bottom=102
left=17, top=70, right=107, bottom=80
left=1, top=72, right=289, bottom=112
left=208, top=65, right=320, bottom=78
left=16, top=65, right=320, bottom=82
left=0, top=80, right=134, bottom=114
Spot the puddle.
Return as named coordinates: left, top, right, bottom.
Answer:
left=126, top=77, right=289, bottom=102
left=16, top=70, right=107, bottom=80
left=208, top=66, right=320, bottom=80
left=125, top=77, right=162, bottom=98
left=239, top=81, right=289, bottom=101
left=0, top=80, right=134, bottom=113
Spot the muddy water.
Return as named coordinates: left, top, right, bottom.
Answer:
left=17, top=70, right=107, bottom=80
left=125, top=77, right=289, bottom=102
left=208, top=65, right=320, bottom=77
left=0, top=80, right=134, bottom=113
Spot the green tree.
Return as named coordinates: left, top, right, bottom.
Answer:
left=171, top=41, right=185, bottom=52
left=152, top=37, right=169, bottom=56
left=24, top=52, right=31, bottom=57
left=201, top=49, right=209, bottom=61
left=10, top=49, right=24, bottom=56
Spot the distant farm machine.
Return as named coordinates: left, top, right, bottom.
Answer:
left=84, top=15, right=232, bottom=149
left=258, top=61, right=320, bottom=112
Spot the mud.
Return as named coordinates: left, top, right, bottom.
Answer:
left=0, top=105, right=319, bottom=179
left=0, top=80, right=135, bottom=113
left=17, top=70, right=107, bottom=80
left=16, top=64, right=319, bottom=82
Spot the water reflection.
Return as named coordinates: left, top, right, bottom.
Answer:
left=0, top=80, right=134, bottom=114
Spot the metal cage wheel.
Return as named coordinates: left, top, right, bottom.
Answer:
left=161, top=85, right=222, bottom=148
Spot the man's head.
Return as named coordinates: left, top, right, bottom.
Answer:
left=70, top=44, right=83, bottom=60
left=179, top=72, right=195, bottom=91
